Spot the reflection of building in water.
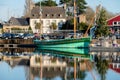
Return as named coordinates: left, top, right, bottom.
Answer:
left=90, top=51, right=120, bottom=73
left=29, top=67, right=66, bottom=80
left=4, top=58, right=30, bottom=68
left=30, top=55, right=67, bottom=68
left=24, top=66, right=31, bottom=80
left=109, top=54, right=120, bottom=73
left=90, top=52, right=120, bottom=61
left=0, top=48, right=35, bottom=53
left=29, top=55, right=67, bottom=80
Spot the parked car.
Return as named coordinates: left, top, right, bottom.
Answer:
left=116, top=34, right=120, bottom=39
left=2, top=33, right=11, bottom=39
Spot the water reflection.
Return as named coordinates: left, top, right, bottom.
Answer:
left=0, top=48, right=120, bottom=80
left=0, top=57, right=120, bottom=80
left=95, top=56, right=109, bottom=80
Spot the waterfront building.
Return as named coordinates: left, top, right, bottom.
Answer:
left=107, top=14, right=120, bottom=35
left=3, top=17, right=30, bottom=33
left=30, top=55, right=67, bottom=68
left=30, top=6, right=66, bottom=33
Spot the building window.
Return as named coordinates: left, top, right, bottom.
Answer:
left=46, top=20, right=50, bottom=25
left=52, top=14, right=54, bottom=17
left=119, top=64, right=120, bottom=68
left=34, top=20, right=37, bottom=24
left=118, top=22, right=120, bottom=25
left=32, top=14, right=34, bottom=17
left=113, top=22, right=117, bottom=25
left=46, top=14, right=49, bottom=17
left=10, top=20, right=13, bottom=25
left=52, top=20, right=56, bottom=23
left=58, top=14, right=62, bottom=17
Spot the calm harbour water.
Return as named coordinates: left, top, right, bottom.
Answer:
left=0, top=52, right=120, bottom=80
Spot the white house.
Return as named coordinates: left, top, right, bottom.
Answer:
left=30, top=6, right=66, bottom=33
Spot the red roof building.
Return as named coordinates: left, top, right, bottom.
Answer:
left=107, top=15, right=120, bottom=34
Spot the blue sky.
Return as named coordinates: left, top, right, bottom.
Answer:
left=0, top=0, right=120, bottom=21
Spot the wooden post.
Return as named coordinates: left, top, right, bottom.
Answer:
left=74, top=58, right=76, bottom=80
left=40, top=54, right=42, bottom=80
left=74, top=0, right=77, bottom=80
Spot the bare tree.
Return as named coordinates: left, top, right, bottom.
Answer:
left=24, top=0, right=34, bottom=18
left=85, top=6, right=95, bottom=24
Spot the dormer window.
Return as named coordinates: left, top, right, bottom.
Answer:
left=58, top=14, right=62, bottom=17
left=10, top=20, right=13, bottom=24
left=32, top=14, right=34, bottom=17
left=52, top=14, right=54, bottom=17
left=46, top=14, right=49, bottom=17
left=113, top=21, right=117, bottom=25
left=113, top=21, right=120, bottom=25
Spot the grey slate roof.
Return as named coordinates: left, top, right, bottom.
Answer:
left=31, top=6, right=66, bottom=19
left=8, top=17, right=29, bottom=26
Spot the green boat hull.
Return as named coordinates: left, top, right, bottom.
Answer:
left=34, top=49, right=90, bottom=58
left=34, top=37, right=91, bottom=47
left=34, top=37, right=91, bottom=55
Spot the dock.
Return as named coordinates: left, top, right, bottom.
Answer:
left=90, top=47, right=120, bottom=52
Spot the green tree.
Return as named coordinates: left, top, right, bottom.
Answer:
left=95, top=8, right=109, bottom=37
left=61, top=19, right=74, bottom=30
left=28, top=26, right=32, bottom=30
left=24, top=0, right=33, bottom=17
left=35, top=22, right=41, bottom=33
left=28, top=26, right=33, bottom=33
left=50, top=22, right=57, bottom=33
left=96, top=56, right=109, bottom=80
left=59, top=0, right=87, bottom=16
left=77, top=22, right=88, bottom=33
left=77, top=70, right=86, bottom=80
left=35, top=0, right=57, bottom=6
left=85, top=6, right=95, bottom=24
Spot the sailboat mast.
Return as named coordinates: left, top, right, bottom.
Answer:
left=39, top=0, right=42, bottom=35
left=74, top=0, right=76, bottom=38
left=73, top=1, right=77, bottom=80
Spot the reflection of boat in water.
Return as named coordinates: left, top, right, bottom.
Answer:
left=35, top=47, right=90, bottom=58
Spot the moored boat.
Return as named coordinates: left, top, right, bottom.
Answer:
left=34, top=37, right=91, bottom=48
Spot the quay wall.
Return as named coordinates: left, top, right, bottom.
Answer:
left=0, top=39, right=34, bottom=44
left=92, top=39, right=120, bottom=44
